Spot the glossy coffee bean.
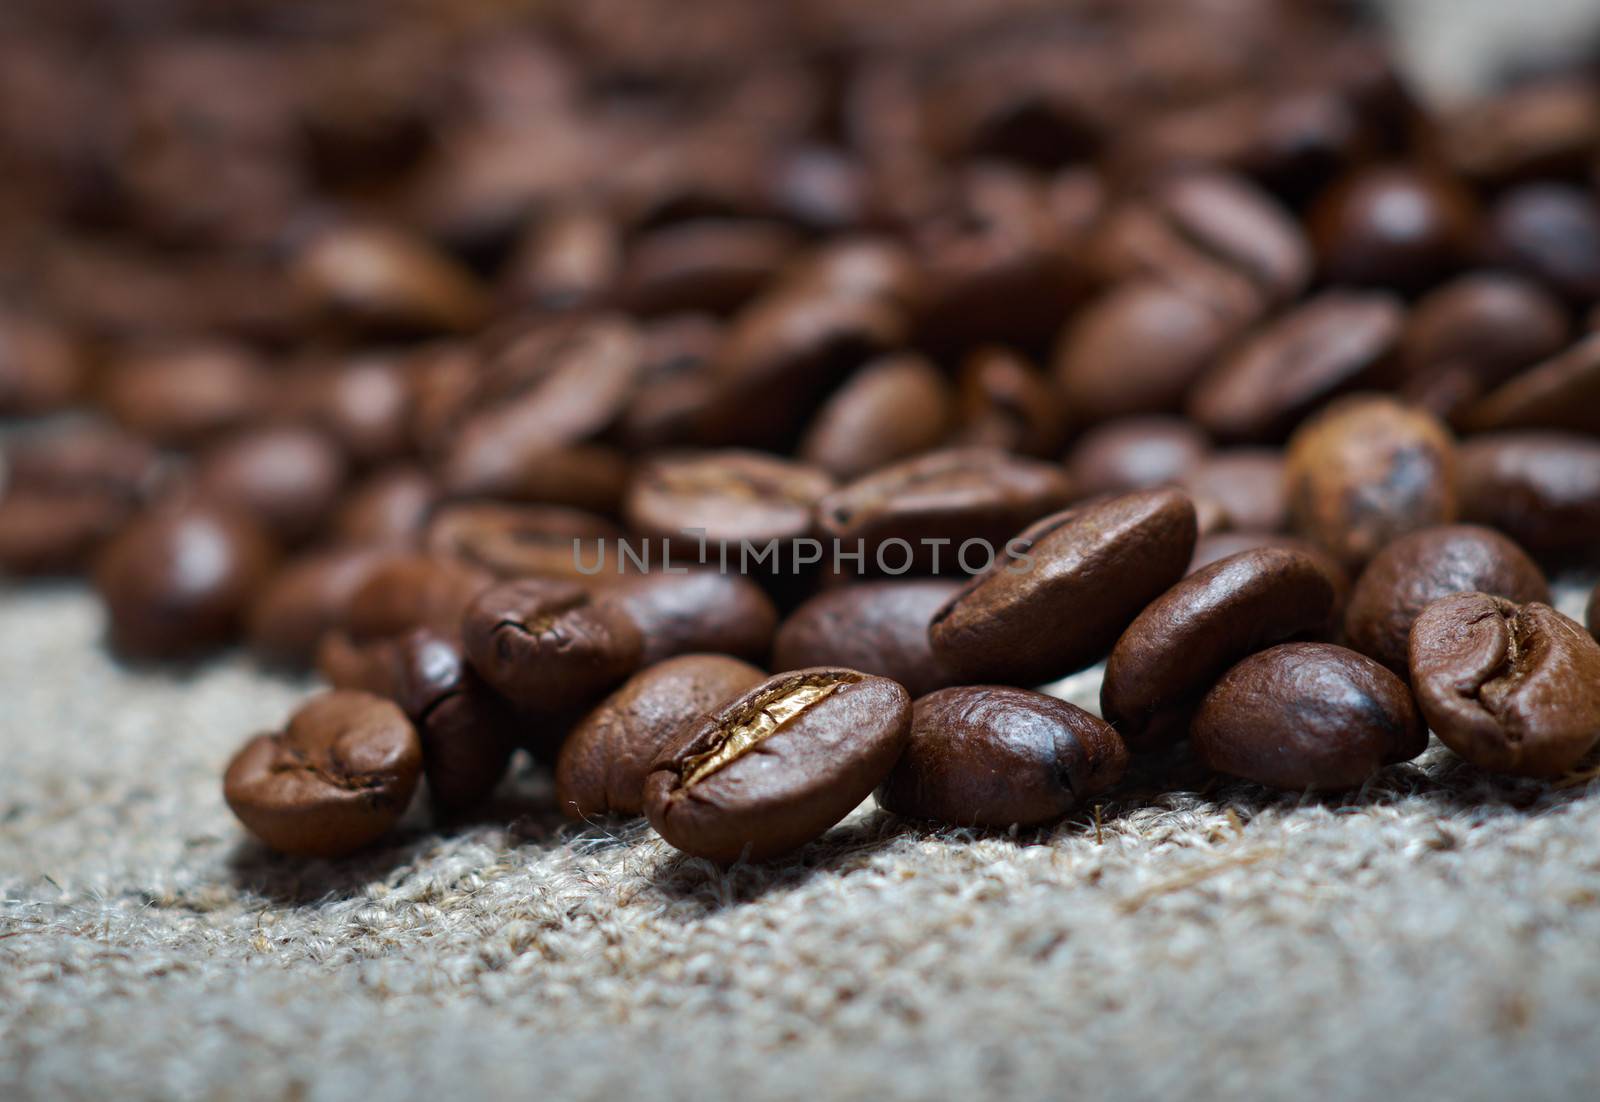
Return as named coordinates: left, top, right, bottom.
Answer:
left=773, top=579, right=959, bottom=697
left=94, top=501, right=279, bottom=660
left=1410, top=593, right=1600, bottom=778
left=1488, top=183, right=1600, bottom=302
left=1285, top=396, right=1457, bottom=572
left=818, top=448, right=1074, bottom=575
left=1442, top=78, right=1600, bottom=185
left=344, top=553, right=494, bottom=644
left=930, top=489, right=1198, bottom=686
left=246, top=547, right=388, bottom=667
left=1065, top=417, right=1209, bottom=499
left=0, top=313, right=85, bottom=415
left=624, top=450, right=834, bottom=548
left=293, top=223, right=489, bottom=335
left=1103, top=548, right=1338, bottom=749
left=599, top=572, right=778, bottom=666
left=194, top=425, right=347, bottom=545
left=1054, top=282, right=1232, bottom=423
left=799, top=355, right=951, bottom=480
left=424, top=501, right=622, bottom=581
left=1343, top=525, right=1549, bottom=676
left=288, top=356, right=413, bottom=467
left=1192, top=643, right=1427, bottom=790
left=775, top=238, right=922, bottom=315
left=556, top=654, right=766, bottom=819
left=616, top=218, right=798, bottom=316
left=1178, top=449, right=1288, bottom=533
left=100, top=341, right=269, bottom=446
left=461, top=578, right=643, bottom=714
left=223, top=690, right=422, bottom=858
left=1458, top=332, right=1600, bottom=436
left=331, top=466, right=437, bottom=548
left=1188, top=291, right=1403, bottom=442
left=615, top=314, right=723, bottom=451
left=876, top=687, right=1127, bottom=828
left=503, top=204, right=620, bottom=311
left=643, top=668, right=911, bottom=863
left=1310, top=164, right=1478, bottom=293
left=1456, top=433, right=1600, bottom=556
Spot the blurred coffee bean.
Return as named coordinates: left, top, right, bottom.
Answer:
left=99, top=341, right=270, bottom=447
left=616, top=314, right=724, bottom=451
left=281, top=356, right=413, bottom=468
left=799, top=355, right=951, bottom=479
left=950, top=347, right=1064, bottom=459
left=1066, top=417, right=1210, bottom=499
left=1488, top=184, right=1600, bottom=302
left=425, top=501, right=622, bottom=581
left=331, top=465, right=438, bottom=548
left=615, top=218, right=799, bottom=316
left=293, top=223, right=490, bottom=336
left=344, top=553, right=494, bottom=644
left=0, top=313, right=85, bottom=415
left=624, top=450, right=833, bottom=549
left=247, top=547, right=388, bottom=668
left=1458, top=332, right=1600, bottom=435
left=502, top=205, right=621, bottom=311
left=775, top=238, right=923, bottom=314
left=1309, top=164, right=1478, bottom=293
left=1455, top=432, right=1600, bottom=556
left=1178, top=449, right=1288, bottom=533
left=1443, top=78, right=1600, bottom=185
left=194, top=426, right=347, bottom=546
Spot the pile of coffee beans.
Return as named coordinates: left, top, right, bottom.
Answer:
left=3, top=1, right=1600, bottom=863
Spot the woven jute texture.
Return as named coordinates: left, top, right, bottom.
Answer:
left=3, top=582, right=1600, bottom=1101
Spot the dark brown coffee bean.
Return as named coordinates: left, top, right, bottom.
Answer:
left=1065, top=417, right=1210, bottom=499
left=1458, top=332, right=1600, bottom=436
left=766, top=146, right=868, bottom=232
left=223, top=690, right=422, bottom=858
left=94, top=501, right=278, bottom=660
left=288, top=356, right=414, bottom=468
left=775, top=238, right=922, bottom=315
left=0, top=313, right=85, bottom=415
left=1103, top=548, right=1338, bottom=749
left=292, top=223, right=489, bottom=335
left=331, top=465, right=438, bottom=548
left=818, top=447, right=1074, bottom=575
left=598, top=572, right=778, bottom=666
left=3, top=424, right=163, bottom=501
left=461, top=578, right=643, bottom=714
left=1054, top=282, right=1233, bottom=423
left=875, top=686, right=1126, bottom=828
left=247, top=547, right=388, bottom=668
left=502, top=204, right=621, bottom=312
left=951, top=346, right=1065, bottom=459
left=1188, top=291, right=1404, bottom=442
left=556, top=654, right=766, bottom=819
left=445, top=441, right=631, bottom=514
left=1178, top=449, right=1288, bottom=533
left=1285, top=396, right=1458, bottom=572
left=1410, top=592, right=1600, bottom=777
left=1192, top=643, right=1427, bottom=790
left=643, top=668, right=911, bottom=863
left=624, top=450, right=833, bottom=548
left=1442, top=78, right=1600, bottom=185
left=614, top=314, right=724, bottom=451
left=616, top=218, right=799, bottom=316
left=193, top=426, right=347, bottom=546
left=1456, top=432, right=1600, bottom=556
left=345, top=553, right=494, bottom=644
left=99, top=341, right=270, bottom=446
left=1309, top=164, right=1478, bottom=293
left=1343, top=525, right=1550, bottom=676
left=424, top=501, right=622, bottom=581
left=1488, top=183, right=1600, bottom=302
left=930, top=489, right=1197, bottom=686
left=773, top=579, right=959, bottom=698
left=799, top=355, right=951, bottom=480
left=0, top=493, right=136, bottom=577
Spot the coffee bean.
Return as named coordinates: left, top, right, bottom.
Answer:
left=1054, top=282, right=1233, bottom=423
left=1458, top=332, right=1600, bottom=436
left=1103, top=548, right=1338, bottom=749
left=461, top=578, right=643, bottom=714
left=1285, top=395, right=1457, bottom=572
left=930, top=488, right=1197, bottom=685
left=1488, top=183, right=1600, bottom=302
left=775, top=238, right=922, bottom=315
left=0, top=312, right=85, bottom=415
left=424, top=501, right=622, bottom=581
left=773, top=579, right=959, bottom=697
left=0, top=493, right=136, bottom=577
left=292, top=223, right=489, bottom=335
left=1178, top=449, right=1288, bottom=533
left=615, top=314, right=724, bottom=451
left=1410, top=592, right=1600, bottom=777
left=285, top=355, right=414, bottom=467
left=599, top=572, right=778, bottom=666
left=223, top=690, right=422, bottom=857
left=1450, top=432, right=1600, bottom=558
left=1188, top=291, right=1403, bottom=442
left=193, top=425, right=347, bottom=545
left=818, top=447, right=1075, bottom=575
left=1442, top=79, right=1600, bottom=185
left=100, top=341, right=270, bottom=446
left=247, top=547, right=388, bottom=667
left=624, top=450, right=834, bottom=549
left=331, top=465, right=437, bottom=548
left=616, top=218, right=799, bottom=316
left=1065, top=417, right=1210, bottom=499
left=94, top=500, right=279, bottom=659
left=1309, top=164, right=1478, bottom=293
left=556, top=654, right=766, bottom=819
left=1192, top=643, right=1426, bottom=790
left=344, top=553, right=494, bottom=643
left=951, top=346, right=1064, bottom=459
left=876, top=685, right=1126, bottom=827
left=1343, top=525, right=1550, bottom=676
left=503, top=204, right=621, bottom=312
left=799, top=354, right=951, bottom=479
left=643, top=668, right=911, bottom=862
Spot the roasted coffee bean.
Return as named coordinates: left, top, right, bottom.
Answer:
left=623, top=450, right=833, bottom=548
left=292, top=223, right=489, bottom=335
left=1285, top=396, right=1457, bottom=572
left=799, top=355, right=951, bottom=480
left=776, top=238, right=922, bottom=315
left=766, top=146, right=869, bottom=232
left=1192, top=643, right=1427, bottom=790
left=773, top=579, right=959, bottom=697
left=1456, top=432, right=1600, bottom=556
left=424, top=501, right=622, bottom=581
left=1458, top=332, right=1600, bottom=436
left=598, top=572, right=777, bottom=666
left=951, top=346, right=1064, bottom=459
left=615, top=218, right=799, bottom=316
left=1178, top=449, right=1288, bottom=533
left=930, top=489, right=1198, bottom=686
left=1410, top=592, right=1600, bottom=777
left=99, top=341, right=269, bottom=446
left=193, top=426, right=347, bottom=545
left=461, top=578, right=643, bottom=713
left=876, top=686, right=1126, bottom=828
left=1065, top=418, right=1210, bottom=499
left=615, top=314, right=724, bottom=451
left=1343, top=525, right=1549, bottom=676
left=643, top=668, right=911, bottom=863
left=818, top=448, right=1074, bottom=575
left=556, top=654, right=766, bottom=819
left=503, top=204, right=621, bottom=311
left=331, top=465, right=437, bottom=548
left=344, top=553, right=494, bottom=643
left=1103, top=548, right=1338, bottom=749
left=287, top=356, right=413, bottom=467
left=94, top=500, right=278, bottom=660
left=1488, top=183, right=1600, bottom=302
left=247, top=547, right=388, bottom=667
left=0, top=313, right=85, bottom=415
left=1309, top=164, right=1478, bottom=293
left=223, top=690, right=422, bottom=858
left=1054, top=282, right=1233, bottom=423
left=1442, top=78, right=1600, bottom=185
left=1188, top=291, right=1404, bottom=442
